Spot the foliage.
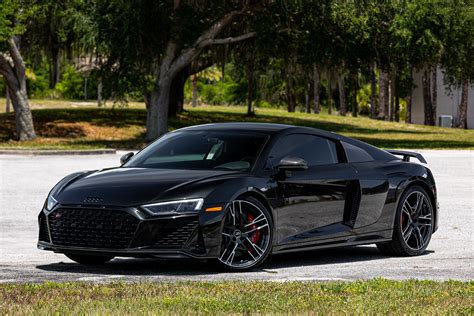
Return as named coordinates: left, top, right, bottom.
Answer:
left=441, top=0, right=474, bottom=88
left=2, top=0, right=474, bottom=141
left=55, top=65, right=85, bottom=99
left=0, top=0, right=32, bottom=44
left=357, top=84, right=372, bottom=116
left=186, top=64, right=247, bottom=105
left=25, top=63, right=52, bottom=98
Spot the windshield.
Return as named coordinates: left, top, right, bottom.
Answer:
left=124, top=131, right=268, bottom=171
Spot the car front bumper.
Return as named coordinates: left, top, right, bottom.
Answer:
left=38, top=205, right=224, bottom=259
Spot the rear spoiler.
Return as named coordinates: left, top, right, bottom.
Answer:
left=386, top=150, right=427, bottom=164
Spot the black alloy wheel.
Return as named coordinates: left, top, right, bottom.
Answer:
left=377, top=185, right=433, bottom=256
left=218, top=197, right=273, bottom=270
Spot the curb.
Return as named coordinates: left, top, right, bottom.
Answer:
left=0, top=149, right=117, bottom=155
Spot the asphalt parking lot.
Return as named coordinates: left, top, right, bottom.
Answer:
left=0, top=150, right=472, bottom=283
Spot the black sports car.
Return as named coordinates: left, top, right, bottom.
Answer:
left=38, top=123, right=438, bottom=271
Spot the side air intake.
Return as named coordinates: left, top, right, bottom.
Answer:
left=343, top=181, right=361, bottom=227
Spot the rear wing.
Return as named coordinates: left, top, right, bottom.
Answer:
left=386, top=150, right=427, bottom=164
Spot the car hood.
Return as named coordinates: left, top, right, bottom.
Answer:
left=55, top=167, right=240, bottom=207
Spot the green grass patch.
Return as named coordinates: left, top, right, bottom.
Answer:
left=1, top=102, right=473, bottom=150
left=0, top=279, right=472, bottom=314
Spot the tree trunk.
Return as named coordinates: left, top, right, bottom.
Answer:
left=83, top=76, right=88, bottom=100
left=338, top=73, right=347, bottom=116
left=378, top=70, right=389, bottom=120
left=456, top=80, right=469, bottom=129
left=327, top=77, right=333, bottom=115
left=305, top=83, right=310, bottom=113
left=431, top=65, right=437, bottom=125
left=287, top=76, right=296, bottom=113
left=191, top=75, right=198, bottom=107
left=389, top=73, right=395, bottom=121
left=422, top=66, right=434, bottom=126
left=97, top=80, right=103, bottom=107
left=395, top=94, right=400, bottom=122
left=352, top=89, right=358, bottom=117
left=370, top=63, right=377, bottom=118
left=313, top=64, right=320, bottom=114
left=247, top=66, right=254, bottom=116
left=169, top=66, right=189, bottom=116
left=406, top=67, right=413, bottom=124
left=6, top=87, right=11, bottom=113
left=352, top=74, right=358, bottom=117
left=50, top=47, right=60, bottom=89
left=0, top=38, right=36, bottom=140
left=147, top=79, right=172, bottom=141
left=6, top=84, right=36, bottom=140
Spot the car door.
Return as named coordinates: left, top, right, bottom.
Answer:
left=270, top=134, right=358, bottom=245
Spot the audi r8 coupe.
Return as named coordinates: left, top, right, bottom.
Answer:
left=38, top=123, right=438, bottom=271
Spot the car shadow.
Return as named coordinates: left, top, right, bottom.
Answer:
left=35, top=246, right=435, bottom=276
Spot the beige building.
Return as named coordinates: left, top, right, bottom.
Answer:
left=411, top=67, right=474, bottom=129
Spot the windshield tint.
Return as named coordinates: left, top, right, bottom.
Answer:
left=125, top=131, right=268, bottom=171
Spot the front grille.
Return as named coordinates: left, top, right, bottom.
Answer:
left=38, top=212, right=50, bottom=243
left=153, top=217, right=199, bottom=249
left=48, top=208, right=139, bottom=249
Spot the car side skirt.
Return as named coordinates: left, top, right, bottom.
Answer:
left=272, top=229, right=393, bottom=254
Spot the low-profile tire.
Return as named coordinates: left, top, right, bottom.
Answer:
left=217, top=196, right=273, bottom=271
left=377, top=185, right=434, bottom=256
left=65, top=253, right=114, bottom=265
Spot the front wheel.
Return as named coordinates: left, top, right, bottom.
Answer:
left=217, top=197, right=273, bottom=271
left=65, top=253, right=114, bottom=265
left=377, top=185, right=434, bottom=256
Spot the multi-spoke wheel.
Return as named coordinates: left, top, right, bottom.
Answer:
left=218, top=197, right=273, bottom=271
left=377, top=185, right=433, bottom=256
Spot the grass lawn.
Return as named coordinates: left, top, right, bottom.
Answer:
left=1, top=100, right=473, bottom=150
left=1, top=279, right=472, bottom=314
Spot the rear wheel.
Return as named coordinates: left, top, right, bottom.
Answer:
left=65, top=253, right=114, bottom=265
left=377, top=185, right=433, bottom=256
left=217, top=197, right=273, bottom=271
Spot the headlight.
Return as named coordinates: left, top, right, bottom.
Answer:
left=142, top=198, right=204, bottom=215
left=45, top=195, right=58, bottom=211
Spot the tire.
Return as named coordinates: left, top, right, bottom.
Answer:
left=217, top=196, right=273, bottom=271
left=65, top=253, right=114, bottom=265
left=377, top=185, right=434, bottom=256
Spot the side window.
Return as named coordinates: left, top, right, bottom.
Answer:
left=342, top=141, right=374, bottom=163
left=269, top=134, right=338, bottom=167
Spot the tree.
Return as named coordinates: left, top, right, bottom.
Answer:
left=94, top=1, right=269, bottom=141
left=442, top=0, right=474, bottom=129
left=392, top=0, right=447, bottom=125
left=0, top=1, right=36, bottom=140
left=27, top=1, right=84, bottom=89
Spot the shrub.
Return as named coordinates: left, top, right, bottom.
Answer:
left=55, top=65, right=85, bottom=99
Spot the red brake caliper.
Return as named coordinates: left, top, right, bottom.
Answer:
left=247, top=214, right=261, bottom=245
left=401, top=212, right=407, bottom=227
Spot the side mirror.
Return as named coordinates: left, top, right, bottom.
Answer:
left=120, top=152, right=134, bottom=165
left=277, top=156, right=308, bottom=171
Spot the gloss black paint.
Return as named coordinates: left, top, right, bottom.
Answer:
left=38, top=123, right=438, bottom=260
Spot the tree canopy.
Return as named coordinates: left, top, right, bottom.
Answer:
left=1, top=0, right=473, bottom=141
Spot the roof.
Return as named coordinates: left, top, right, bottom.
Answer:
left=175, top=122, right=340, bottom=137
left=176, top=122, right=295, bottom=133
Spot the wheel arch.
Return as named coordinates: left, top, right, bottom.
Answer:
left=397, top=178, right=438, bottom=233
left=237, top=190, right=274, bottom=223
